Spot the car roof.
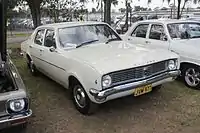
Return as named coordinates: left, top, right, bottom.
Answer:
left=136, top=19, right=200, bottom=24
left=37, top=21, right=107, bottom=29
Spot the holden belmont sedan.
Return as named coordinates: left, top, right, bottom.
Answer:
left=123, top=19, right=200, bottom=89
left=0, top=1, right=31, bottom=131
left=21, top=21, right=180, bottom=114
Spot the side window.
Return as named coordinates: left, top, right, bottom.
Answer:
left=34, top=29, right=45, bottom=45
left=149, top=24, right=167, bottom=41
left=44, top=30, right=56, bottom=48
left=131, top=24, right=149, bottom=38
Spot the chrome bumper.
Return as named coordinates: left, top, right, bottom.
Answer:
left=0, top=109, right=32, bottom=129
left=89, top=70, right=180, bottom=101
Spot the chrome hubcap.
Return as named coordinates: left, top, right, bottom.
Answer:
left=73, top=86, right=86, bottom=108
left=185, top=68, right=200, bottom=87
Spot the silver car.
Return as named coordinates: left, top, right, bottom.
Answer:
left=0, top=1, right=32, bottom=131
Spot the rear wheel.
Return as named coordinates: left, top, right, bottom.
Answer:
left=27, top=57, right=38, bottom=76
left=182, top=65, right=200, bottom=89
left=72, top=82, right=98, bottom=115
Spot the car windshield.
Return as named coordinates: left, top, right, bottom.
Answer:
left=167, top=22, right=200, bottom=39
left=58, top=24, right=121, bottom=48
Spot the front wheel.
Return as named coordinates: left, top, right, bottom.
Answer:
left=72, top=83, right=98, bottom=115
left=182, top=65, right=200, bottom=89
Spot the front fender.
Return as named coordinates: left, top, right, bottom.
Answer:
left=180, top=57, right=200, bottom=67
left=66, top=62, right=102, bottom=103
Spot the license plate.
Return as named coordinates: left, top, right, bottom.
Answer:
left=134, top=84, right=152, bottom=96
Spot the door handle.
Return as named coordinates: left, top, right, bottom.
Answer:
left=128, top=38, right=132, bottom=41
left=145, top=41, right=150, bottom=44
left=39, top=49, right=44, bottom=52
left=29, top=45, right=33, bottom=48
left=170, top=50, right=179, bottom=55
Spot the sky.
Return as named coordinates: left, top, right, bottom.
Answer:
left=14, top=0, right=199, bottom=12
left=85, top=0, right=199, bottom=12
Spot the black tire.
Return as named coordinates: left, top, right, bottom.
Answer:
left=181, top=65, right=200, bottom=89
left=26, top=59, right=30, bottom=69
left=27, top=58, right=38, bottom=76
left=72, top=83, right=98, bottom=115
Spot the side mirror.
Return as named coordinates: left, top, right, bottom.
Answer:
left=161, top=34, right=168, bottom=41
left=49, top=46, right=56, bottom=52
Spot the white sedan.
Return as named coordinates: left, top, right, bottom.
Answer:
left=21, top=21, right=180, bottom=114
left=123, top=19, right=200, bottom=89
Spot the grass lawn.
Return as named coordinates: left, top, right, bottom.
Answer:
left=4, top=43, right=200, bottom=133
left=7, top=33, right=32, bottom=38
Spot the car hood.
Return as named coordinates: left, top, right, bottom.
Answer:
left=66, top=41, right=179, bottom=75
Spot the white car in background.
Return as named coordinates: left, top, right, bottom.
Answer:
left=21, top=21, right=180, bottom=114
left=123, top=19, right=200, bottom=89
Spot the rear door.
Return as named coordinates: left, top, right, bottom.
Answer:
left=30, top=29, right=45, bottom=69
left=127, top=24, right=149, bottom=45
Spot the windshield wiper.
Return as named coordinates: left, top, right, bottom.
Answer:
left=105, top=38, right=121, bottom=44
left=76, top=39, right=99, bottom=48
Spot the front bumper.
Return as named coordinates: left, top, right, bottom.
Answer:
left=0, top=109, right=32, bottom=129
left=90, top=70, right=180, bottom=102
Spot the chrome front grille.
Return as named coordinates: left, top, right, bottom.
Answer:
left=110, top=61, right=167, bottom=85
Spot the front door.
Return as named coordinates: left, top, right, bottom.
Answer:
left=127, top=24, right=149, bottom=45
left=145, top=24, right=170, bottom=50
left=40, top=29, right=66, bottom=85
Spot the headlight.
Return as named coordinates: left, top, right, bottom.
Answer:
left=102, top=75, right=112, bottom=88
left=8, top=99, right=25, bottom=112
left=168, top=60, right=177, bottom=70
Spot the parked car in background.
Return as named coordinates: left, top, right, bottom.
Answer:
left=123, top=19, right=200, bottom=89
left=21, top=21, right=180, bottom=114
left=0, top=1, right=32, bottom=131
left=186, top=17, right=200, bottom=22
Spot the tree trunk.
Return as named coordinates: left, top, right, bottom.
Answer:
left=104, top=1, right=106, bottom=22
left=177, top=0, right=181, bottom=19
left=104, top=0, right=111, bottom=25
left=125, top=0, right=128, bottom=32
left=27, top=0, right=41, bottom=28
left=180, top=0, right=187, bottom=17
left=101, top=0, right=103, bottom=21
left=1, top=0, right=7, bottom=61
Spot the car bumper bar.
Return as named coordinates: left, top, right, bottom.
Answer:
left=0, top=109, right=32, bottom=129
left=89, top=70, right=180, bottom=101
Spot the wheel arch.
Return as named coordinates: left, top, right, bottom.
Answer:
left=180, top=62, right=200, bottom=70
left=67, top=74, right=86, bottom=91
left=68, top=75, right=80, bottom=89
left=26, top=54, right=32, bottom=61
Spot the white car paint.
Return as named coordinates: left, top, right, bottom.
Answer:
left=123, top=19, right=200, bottom=67
left=21, top=21, right=180, bottom=104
